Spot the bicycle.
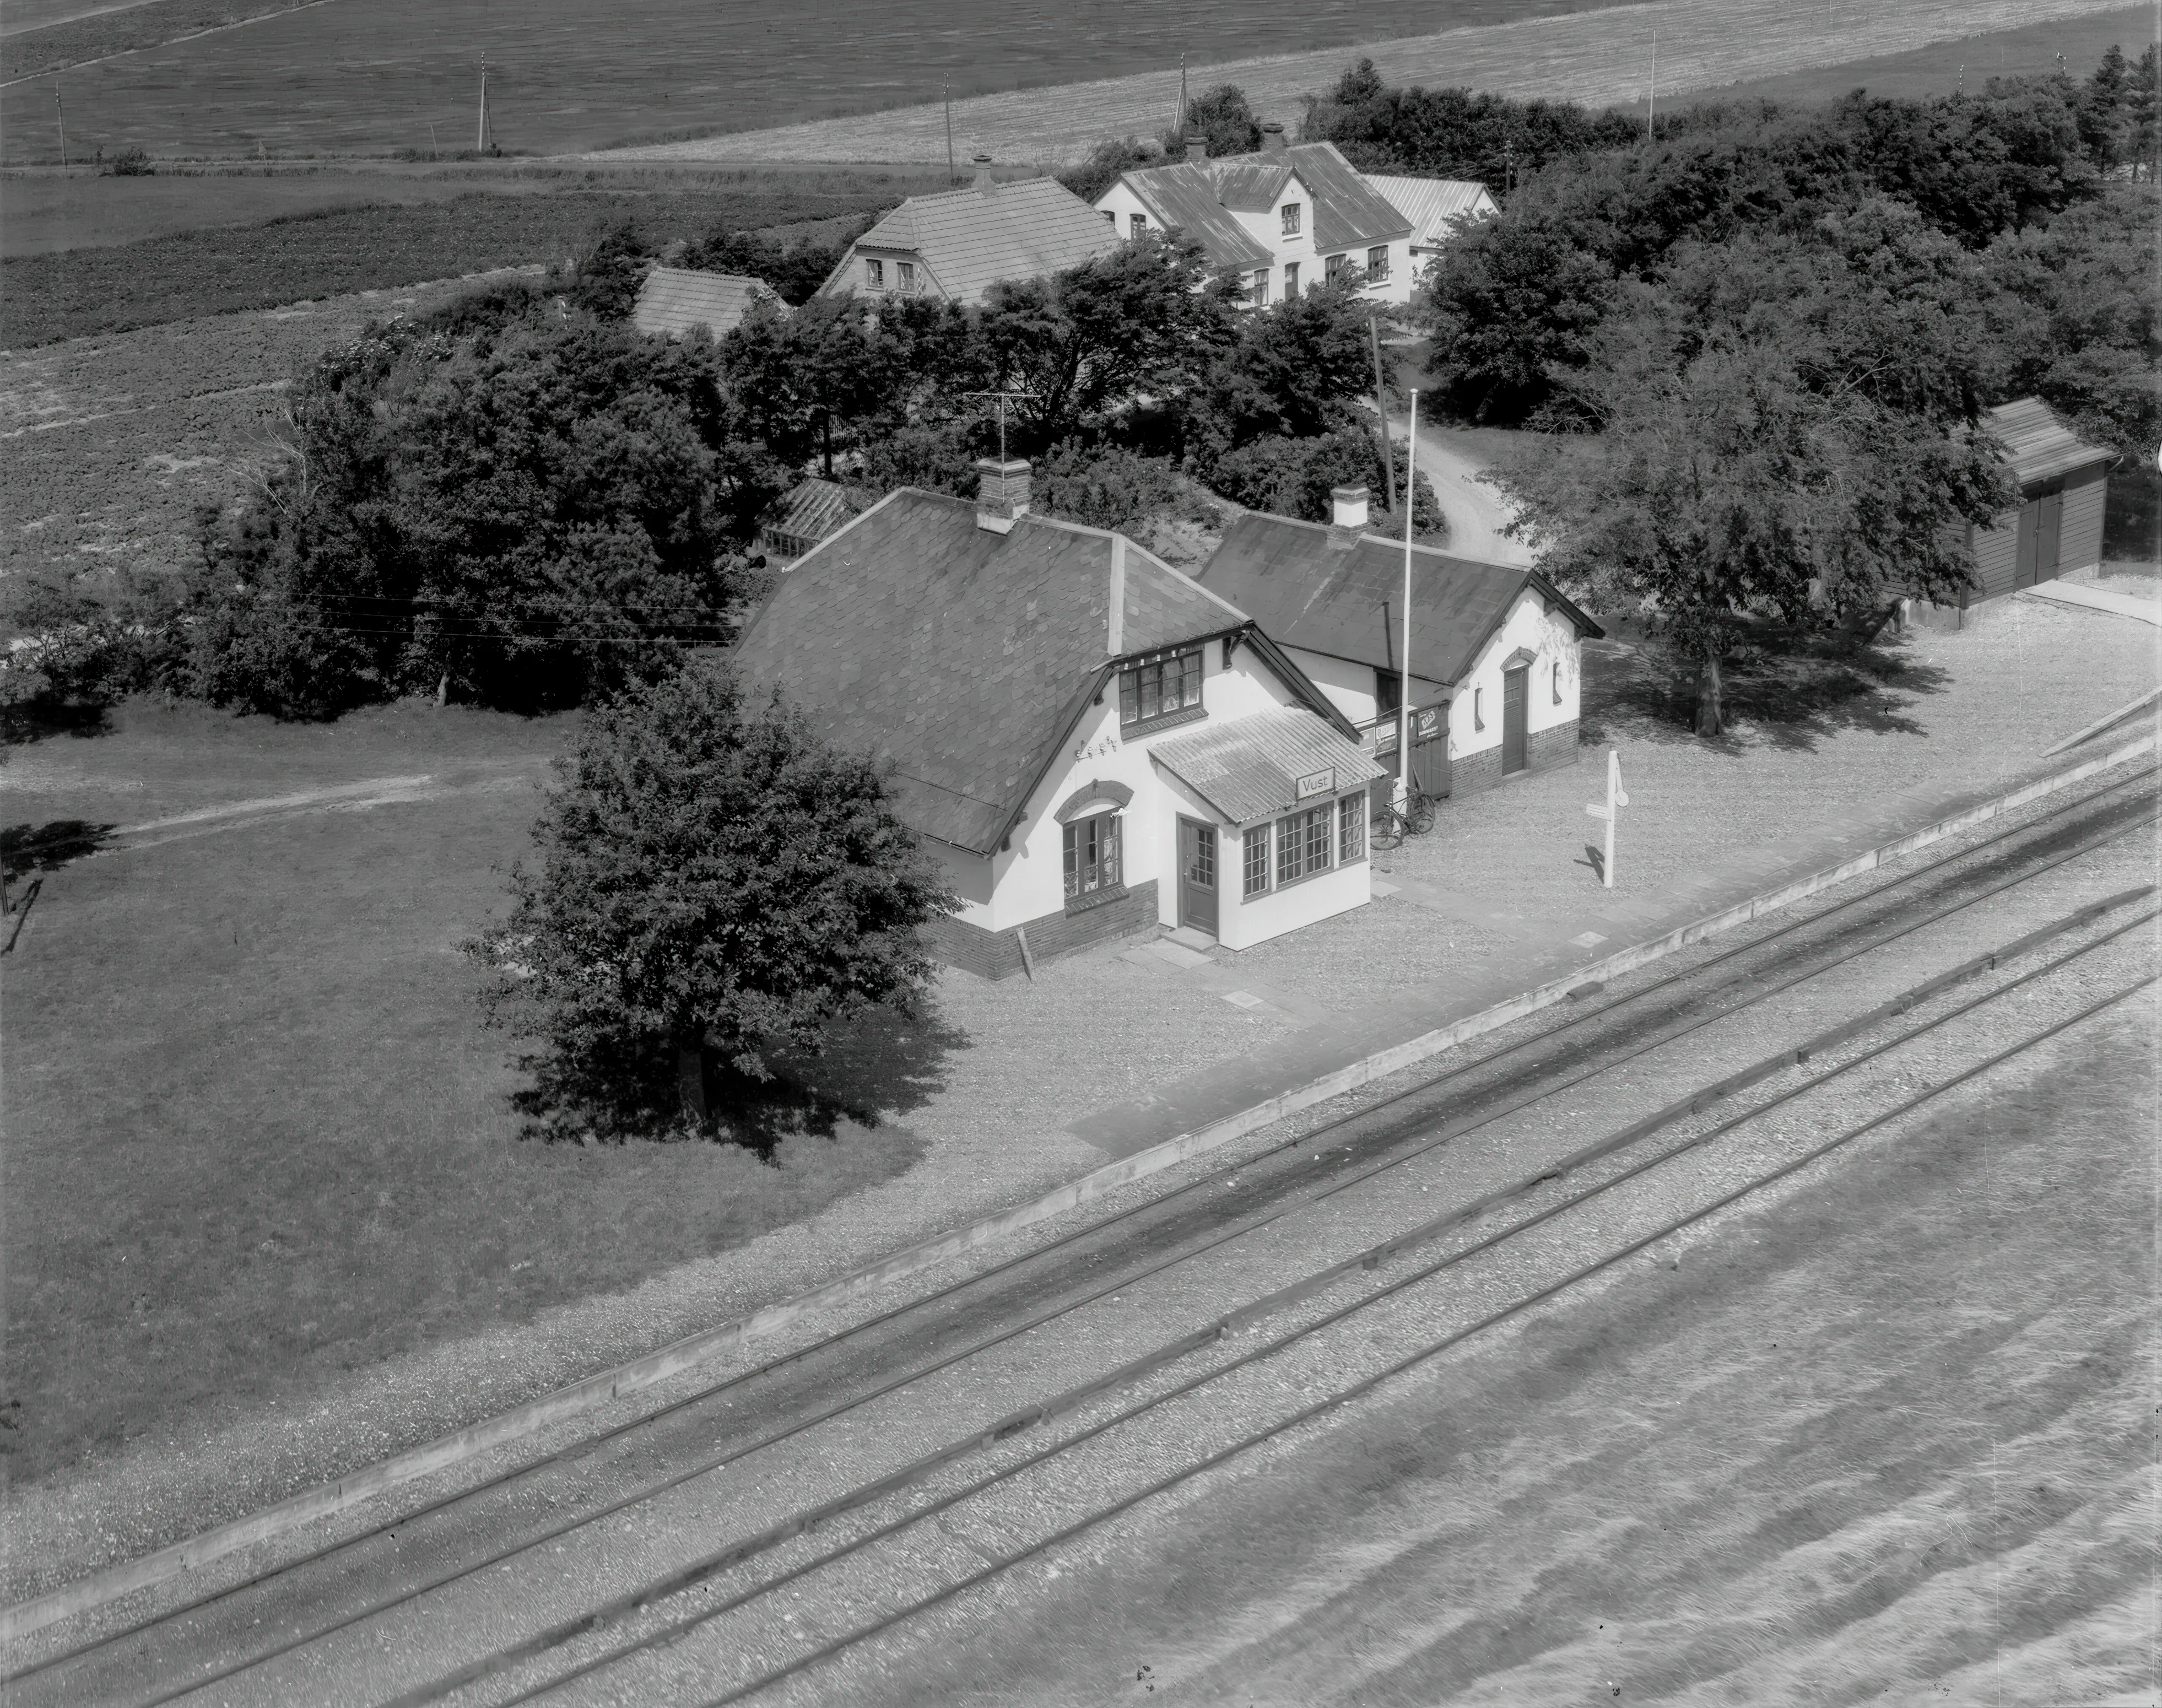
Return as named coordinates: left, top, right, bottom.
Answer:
left=1370, top=786, right=1436, bottom=851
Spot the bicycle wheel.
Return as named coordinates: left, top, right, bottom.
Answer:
left=1371, top=806, right=1407, bottom=851
left=1409, top=794, right=1436, bottom=836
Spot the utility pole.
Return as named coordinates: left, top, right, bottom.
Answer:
left=944, top=78, right=955, bottom=183
left=1646, top=29, right=1657, bottom=139
left=1177, top=52, right=1188, bottom=139
left=1368, top=311, right=1395, bottom=514
left=1397, top=389, right=1419, bottom=812
left=476, top=58, right=491, bottom=153
left=53, top=80, right=66, bottom=172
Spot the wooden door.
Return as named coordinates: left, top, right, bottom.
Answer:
left=1409, top=704, right=1450, bottom=798
left=2035, top=490, right=2063, bottom=582
left=1178, top=818, right=1218, bottom=937
left=1501, top=667, right=1528, bottom=775
left=2013, top=501, right=2041, bottom=588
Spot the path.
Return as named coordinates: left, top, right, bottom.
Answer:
left=1395, top=412, right=1535, bottom=566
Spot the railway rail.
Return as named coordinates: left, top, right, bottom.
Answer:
left=12, top=758, right=2159, bottom=1706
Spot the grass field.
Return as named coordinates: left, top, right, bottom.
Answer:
left=0, top=0, right=1629, bottom=165
left=1618, top=1, right=2158, bottom=115
left=0, top=698, right=938, bottom=1487
left=879, top=988, right=2161, bottom=1704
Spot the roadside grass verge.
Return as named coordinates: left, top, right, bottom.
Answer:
left=0, top=176, right=910, bottom=348
left=0, top=698, right=936, bottom=1487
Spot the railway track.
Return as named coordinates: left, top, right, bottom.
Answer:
left=12, top=760, right=2159, bottom=1706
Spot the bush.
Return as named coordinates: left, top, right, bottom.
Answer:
left=853, top=422, right=982, bottom=497
left=1034, top=442, right=1184, bottom=531
left=475, top=668, right=956, bottom=1139
left=1204, top=428, right=1445, bottom=540
left=102, top=146, right=154, bottom=176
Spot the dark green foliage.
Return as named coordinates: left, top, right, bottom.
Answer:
left=567, top=221, right=653, bottom=319
left=1190, top=278, right=1385, bottom=460
left=852, top=421, right=982, bottom=498
left=1206, top=428, right=1443, bottom=540
left=1057, top=136, right=1166, bottom=205
left=477, top=668, right=956, bottom=1139
left=1181, top=83, right=1263, bottom=157
left=723, top=295, right=896, bottom=477
left=102, top=146, right=154, bottom=176
left=186, top=315, right=784, bottom=717
left=1301, top=57, right=1638, bottom=188
left=0, top=184, right=898, bottom=349
left=681, top=216, right=876, bottom=306
left=1033, top=442, right=1185, bottom=532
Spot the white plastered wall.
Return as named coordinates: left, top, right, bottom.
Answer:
left=1448, top=591, right=1585, bottom=764
left=1214, top=796, right=1371, bottom=951
left=1091, top=181, right=1154, bottom=241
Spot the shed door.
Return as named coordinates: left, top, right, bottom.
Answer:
left=1501, top=667, right=1529, bottom=775
left=1178, top=818, right=1218, bottom=937
left=2034, top=489, right=2063, bottom=582
left=2014, top=501, right=2042, bottom=589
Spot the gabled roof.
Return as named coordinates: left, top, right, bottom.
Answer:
left=1110, top=141, right=1412, bottom=272
left=631, top=268, right=786, bottom=340
left=731, top=491, right=1255, bottom=855
left=1985, top=398, right=2113, bottom=486
left=1193, top=511, right=1603, bottom=693
left=1115, top=161, right=1272, bottom=271
left=1151, top=706, right=1386, bottom=827
left=758, top=478, right=862, bottom=553
left=1363, top=176, right=1496, bottom=248
left=826, top=177, right=1121, bottom=306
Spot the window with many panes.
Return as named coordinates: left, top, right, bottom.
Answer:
left=896, top=261, right=917, bottom=293
left=1274, top=803, right=1339, bottom=888
left=864, top=258, right=884, bottom=289
left=1325, top=253, right=1348, bottom=283
left=1366, top=246, right=1389, bottom=281
left=1118, top=646, right=1204, bottom=731
left=1338, top=791, right=1366, bottom=863
left=1242, top=821, right=1271, bottom=897
left=1250, top=272, right=1269, bottom=306
left=1131, top=211, right=1148, bottom=235
left=1063, top=812, right=1121, bottom=905
left=1282, top=202, right=1301, bottom=236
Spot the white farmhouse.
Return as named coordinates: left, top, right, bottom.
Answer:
left=731, top=461, right=1385, bottom=977
left=1093, top=131, right=1415, bottom=307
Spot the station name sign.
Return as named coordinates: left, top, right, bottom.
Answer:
left=1295, top=767, right=1336, bottom=799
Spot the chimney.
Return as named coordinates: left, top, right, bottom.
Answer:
left=1327, top=485, right=1369, bottom=545
left=971, top=153, right=996, bottom=191
left=1261, top=121, right=1288, bottom=155
left=975, top=457, right=1031, bottom=533
left=1183, top=133, right=1208, bottom=164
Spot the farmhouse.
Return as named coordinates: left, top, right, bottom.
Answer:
left=1363, top=175, right=1497, bottom=274
left=631, top=268, right=787, bottom=340
left=1093, top=131, right=1415, bottom=306
left=815, top=175, right=1120, bottom=306
left=730, top=460, right=1385, bottom=977
left=1193, top=488, right=1604, bottom=799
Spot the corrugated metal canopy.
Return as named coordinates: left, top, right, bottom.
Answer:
left=1150, top=706, right=1385, bottom=827
left=1986, top=397, right=2114, bottom=487
left=1364, top=175, right=1495, bottom=247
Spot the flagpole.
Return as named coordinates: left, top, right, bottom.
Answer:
left=1398, top=388, right=1418, bottom=811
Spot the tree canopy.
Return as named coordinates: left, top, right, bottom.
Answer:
left=478, top=668, right=955, bottom=1138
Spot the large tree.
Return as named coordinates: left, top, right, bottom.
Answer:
left=1190, top=275, right=1377, bottom=460
left=479, top=668, right=956, bottom=1138
left=722, top=294, right=895, bottom=478
left=1488, top=211, right=2017, bottom=736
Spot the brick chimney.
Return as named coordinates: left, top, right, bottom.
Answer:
left=976, top=457, right=1031, bottom=533
left=1183, top=133, right=1208, bottom=164
left=1261, top=121, right=1288, bottom=155
left=1327, top=485, right=1369, bottom=547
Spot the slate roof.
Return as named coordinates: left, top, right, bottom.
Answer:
left=631, top=268, right=785, bottom=340
left=1985, top=397, right=2113, bottom=487
left=1193, top=512, right=1603, bottom=694
left=1113, top=142, right=1411, bottom=272
left=731, top=491, right=1253, bottom=854
left=825, top=177, right=1121, bottom=305
left=758, top=478, right=862, bottom=556
left=1364, top=176, right=1496, bottom=248
left=1150, top=706, right=1386, bottom=827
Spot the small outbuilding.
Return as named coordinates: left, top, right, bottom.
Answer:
left=631, top=268, right=788, bottom=341
left=756, top=478, right=865, bottom=566
left=1925, top=398, right=2113, bottom=623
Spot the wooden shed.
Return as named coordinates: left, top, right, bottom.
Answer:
left=1958, top=399, right=2113, bottom=603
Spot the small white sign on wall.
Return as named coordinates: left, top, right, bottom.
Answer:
left=1295, top=768, right=1336, bottom=800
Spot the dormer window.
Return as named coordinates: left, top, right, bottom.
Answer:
left=864, top=257, right=884, bottom=290
left=1281, top=202, right=1301, bottom=236
left=1119, top=645, right=1204, bottom=732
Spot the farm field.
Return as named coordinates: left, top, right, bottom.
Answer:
left=0, top=0, right=1630, bottom=165
left=596, top=0, right=2135, bottom=166
left=0, top=697, right=929, bottom=1489
left=872, top=992, right=2161, bottom=1705
left=1617, top=1, right=2158, bottom=115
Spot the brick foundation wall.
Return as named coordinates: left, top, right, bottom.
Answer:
left=922, top=881, right=1159, bottom=981
left=1447, top=719, right=1581, bottom=800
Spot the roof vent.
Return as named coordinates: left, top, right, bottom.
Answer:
left=975, top=457, right=1031, bottom=534
left=1261, top=121, right=1287, bottom=155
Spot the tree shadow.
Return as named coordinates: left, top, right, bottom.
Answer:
left=767, top=996, right=971, bottom=1132
left=1580, top=628, right=1953, bottom=755
left=2, top=819, right=116, bottom=878
left=2, top=700, right=115, bottom=745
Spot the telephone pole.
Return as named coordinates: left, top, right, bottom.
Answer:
left=1176, top=52, right=1188, bottom=139
left=53, top=80, right=67, bottom=171
left=476, top=58, right=491, bottom=153
left=1646, top=28, right=1657, bottom=138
